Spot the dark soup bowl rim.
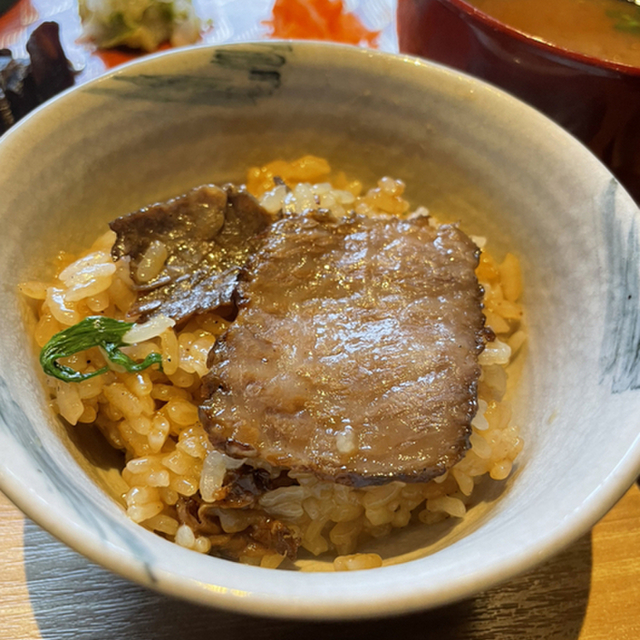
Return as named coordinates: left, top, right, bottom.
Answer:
left=440, top=0, right=640, bottom=76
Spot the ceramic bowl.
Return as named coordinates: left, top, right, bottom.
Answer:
left=0, top=42, right=639, bottom=620
left=397, top=0, right=640, bottom=202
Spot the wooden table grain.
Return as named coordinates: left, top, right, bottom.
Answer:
left=1, top=484, right=639, bottom=639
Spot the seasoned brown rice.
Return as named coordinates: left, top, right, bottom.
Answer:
left=21, top=157, right=525, bottom=571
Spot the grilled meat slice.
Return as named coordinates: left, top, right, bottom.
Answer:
left=110, top=184, right=272, bottom=322
left=200, top=211, right=487, bottom=487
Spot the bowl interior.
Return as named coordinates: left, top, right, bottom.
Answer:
left=0, top=42, right=639, bottom=617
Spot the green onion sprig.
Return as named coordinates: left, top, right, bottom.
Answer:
left=40, top=316, right=163, bottom=383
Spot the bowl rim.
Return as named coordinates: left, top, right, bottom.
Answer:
left=1, top=40, right=640, bottom=620
left=438, top=0, right=640, bottom=76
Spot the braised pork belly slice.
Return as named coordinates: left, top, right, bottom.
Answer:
left=110, top=184, right=272, bottom=322
left=200, top=211, right=487, bottom=487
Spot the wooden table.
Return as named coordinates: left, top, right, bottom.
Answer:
left=1, top=484, right=639, bottom=639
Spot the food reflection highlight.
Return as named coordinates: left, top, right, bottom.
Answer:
left=21, top=157, right=524, bottom=571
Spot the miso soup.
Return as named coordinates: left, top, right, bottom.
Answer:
left=467, top=0, right=640, bottom=67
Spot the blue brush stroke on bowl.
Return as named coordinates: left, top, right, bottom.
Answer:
left=0, top=375, right=158, bottom=583
left=600, top=178, right=640, bottom=393
left=87, top=46, right=288, bottom=106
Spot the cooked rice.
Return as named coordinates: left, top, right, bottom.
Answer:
left=22, top=158, right=525, bottom=571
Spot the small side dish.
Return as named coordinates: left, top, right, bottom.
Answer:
left=78, top=0, right=201, bottom=52
left=266, top=0, right=380, bottom=46
left=21, top=157, right=525, bottom=570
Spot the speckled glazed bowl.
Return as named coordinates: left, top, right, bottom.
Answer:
left=0, top=42, right=639, bottom=619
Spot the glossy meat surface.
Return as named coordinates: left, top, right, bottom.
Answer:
left=110, top=184, right=271, bottom=322
left=200, top=211, right=486, bottom=486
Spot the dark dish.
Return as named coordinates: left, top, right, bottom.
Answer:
left=0, top=22, right=74, bottom=134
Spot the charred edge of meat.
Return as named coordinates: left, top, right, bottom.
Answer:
left=476, top=279, right=495, bottom=349
left=176, top=495, right=301, bottom=561
left=200, top=414, right=474, bottom=489
left=215, top=467, right=273, bottom=508
left=482, top=325, right=496, bottom=344
left=314, top=458, right=463, bottom=489
left=213, top=465, right=298, bottom=509
left=208, top=515, right=300, bottom=562
left=109, top=184, right=272, bottom=324
left=204, top=435, right=258, bottom=460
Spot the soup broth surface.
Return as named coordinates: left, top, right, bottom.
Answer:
left=468, top=0, right=640, bottom=67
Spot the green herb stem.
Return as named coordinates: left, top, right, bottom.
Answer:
left=40, top=316, right=162, bottom=383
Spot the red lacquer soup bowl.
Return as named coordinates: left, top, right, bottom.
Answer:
left=398, top=0, right=640, bottom=202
